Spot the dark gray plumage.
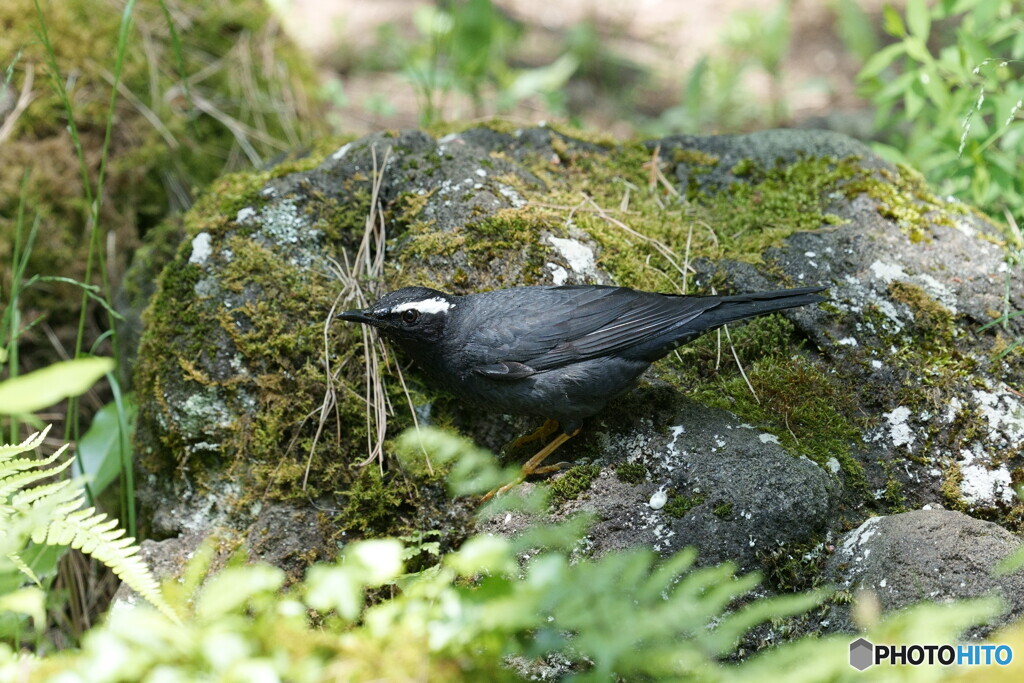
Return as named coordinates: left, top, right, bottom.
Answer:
left=336, top=284, right=827, bottom=434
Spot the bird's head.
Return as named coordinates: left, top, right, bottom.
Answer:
left=336, top=287, right=455, bottom=348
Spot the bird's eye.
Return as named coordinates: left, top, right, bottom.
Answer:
left=401, top=309, right=419, bottom=324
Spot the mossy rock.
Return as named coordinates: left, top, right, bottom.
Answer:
left=133, top=124, right=1024, bottom=578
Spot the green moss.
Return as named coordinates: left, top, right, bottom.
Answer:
left=730, top=158, right=756, bottom=177
left=941, top=462, right=968, bottom=512
left=888, top=281, right=954, bottom=347
left=395, top=205, right=553, bottom=292
left=693, top=157, right=853, bottom=262
left=673, top=148, right=720, bottom=166
left=337, top=469, right=412, bottom=536
left=689, top=355, right=866, bottom=489
left=756, top=539, right=827, bottom=592
left=549, top=465, right=601, bottom=505
left=0, top=0, right=323, bottom=319
left=664, top=493, right=706, bottom=519
left=712, top=501, right=734, bottom=518
left=842, top=165, right=959, bottom=243
left=615, top=462, right=648, bottom=485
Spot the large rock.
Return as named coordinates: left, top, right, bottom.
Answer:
left=822, top=509, right=1024, bottom=637
left=130, top=124, right=1023, bottom=601
left=483, top=391, right=839, bottom=572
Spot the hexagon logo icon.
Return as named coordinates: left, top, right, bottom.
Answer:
left=849, top=638, right=874, bottom=671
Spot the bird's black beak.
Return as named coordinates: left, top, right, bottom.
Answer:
left=336, top=308, right=379, bottom=326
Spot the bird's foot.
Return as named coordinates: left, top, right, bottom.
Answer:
left=503, top=418, right=559, bottom=454
left=532, top=461, right=570, bottom=475
left=481, top=429, right=580, bottom=503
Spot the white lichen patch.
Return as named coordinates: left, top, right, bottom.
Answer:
left=944, top=397, right=962, bottom=424
left=958, top=442, right=1015, bottom=506
left=547, top=263, right=569, bottom=285
left=189, top=232, right=212, bottom=265
left=972, top=388, right=1024, bottom=446
left=915, top=273, right=958, bottom=314
left=836, top=275, right=905, bottom=331
left=838, top=337, right=858, bottom=347
left=238, top=198, right=325, bottom=268
left=257, top=199, right=309, bottom=245
left=236, top=206, right=257, bottom=224
left=547, top=236, right=599, bottom=279
left=839, top=516, right=881, bottom=561
left=874, top=406, right=915, bottom=450
left=496, top=183, right=526, bottom=208
left=869, top=260, right=907, bottom=283
left=758, top=433, right=780, bottom=445
left=331, top=142, right=352, bottom=160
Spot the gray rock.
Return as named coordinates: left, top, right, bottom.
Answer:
left=128, top=123, right=1022, bottom=616
left=485, top=391, right=839, bottom=571
left=110, top=530, right=205, bottom=610
left=822, top=509, right=1024, bottom=637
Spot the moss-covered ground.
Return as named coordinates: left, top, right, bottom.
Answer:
left=1, top=0, right=321, bottom=318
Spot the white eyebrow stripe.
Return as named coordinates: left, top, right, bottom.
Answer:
left=393, top=297, right=452, bottom=314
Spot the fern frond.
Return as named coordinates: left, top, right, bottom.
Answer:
left=1, top=425, right=180, bottom=624
left=6, top=553, right=40, bottom=587
left=2, top=453, right=74, bottom=502
left=40, top=510, right=178, bottom=622
left=12, top=476, right=77, bottom=508
left=0, top=426, right=50, bottom=460
left=0, top=446, right=67, bottom=479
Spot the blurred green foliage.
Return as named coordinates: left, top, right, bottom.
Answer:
left=649, top=1, right=794, bottom=135
left=385, top=0, right=579, bottom=126
left=4, top=426, right=1018, bottom=681
left=858, top=0, right=1024, bottom=226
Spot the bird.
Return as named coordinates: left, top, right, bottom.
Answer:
left=337, top=283, right=827, bottom=500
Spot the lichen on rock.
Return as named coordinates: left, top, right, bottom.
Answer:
left=131, top=124, right=1024, bottom=618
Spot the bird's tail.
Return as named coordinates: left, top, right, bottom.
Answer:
left=694, top=286, right=827, bottom=331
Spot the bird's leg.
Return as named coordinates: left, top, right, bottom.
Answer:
left=504, top=418, right=559, bottom=452
left=481, top=427, right=581, bottom=502
left=518, top=428, right=579, bottom=476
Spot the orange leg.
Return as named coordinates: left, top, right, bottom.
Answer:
left=481, top=427, right=581, bottom=503
left=505, top=418, right=559, bottom=451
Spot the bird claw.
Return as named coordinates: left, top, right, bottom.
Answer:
left=481, top=428, right=581, bottom=503
left=532, top=461, right=571, bottom=475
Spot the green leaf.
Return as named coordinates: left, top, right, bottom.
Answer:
left=919, top=66, right=950, bottom=107
left=995, top=545, right=1024, bottom=575
left=74, top=398, right=137, bottom=497
left=0, top=357, right=113, bottom=414
left=882, top=4, right=907, bottom=37
left=446, top=535, right=516, bottom=576
left=903, top=36, right=933, bottom=63
left=0, top=586, right=44, bottom=625
left=833, top=0, right=881, bottom=62
left=197, top=565, right=285, bottom=620
left=905, top=83, right=926, bottom=119
left=347, top=539, right=404, bottom=585
left=857, top=42, right=907, bottom=82
left=306, top=564, right=364, bottom=620
left=906, top=0, right=932, bottom=40
left=504, top=54, right=579, bottom=103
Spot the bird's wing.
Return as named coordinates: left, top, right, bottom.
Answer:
left=465, top=286, right=717, bottom=378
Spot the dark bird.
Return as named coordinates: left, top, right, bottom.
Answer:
left=337, top=284, right=826, bottom=499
